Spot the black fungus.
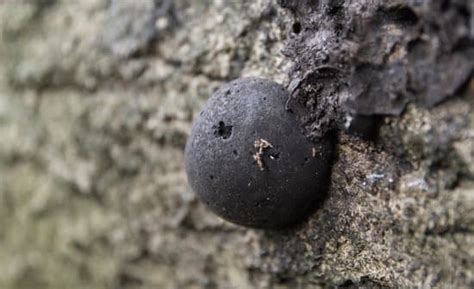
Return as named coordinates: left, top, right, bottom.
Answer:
left=185, top=78, right=334, bottom=229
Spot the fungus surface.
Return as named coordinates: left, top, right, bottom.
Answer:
left=185, top=78, right=333, bottom=229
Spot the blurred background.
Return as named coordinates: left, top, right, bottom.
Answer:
left=0, top=1, right=289, bottom=288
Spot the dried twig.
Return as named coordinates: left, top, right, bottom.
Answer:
left=253, top=138, right=273, bottom=171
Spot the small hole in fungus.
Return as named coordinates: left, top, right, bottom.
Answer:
left=302, top=157, right=309, bottom=166
left=233, top=150, right=238, bottom=156
left=292, top=22, right=302, bottom=34
left=214, top=121, right=232, bottom=139
left=209, top=175, right=214, bottom=180
left=263, top=97, right=267, bottom=100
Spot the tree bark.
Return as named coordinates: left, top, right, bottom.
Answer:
left=0, top=0, right=473, bottom=288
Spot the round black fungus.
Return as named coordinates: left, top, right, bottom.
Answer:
left=185, top=78, right=333, bottom=229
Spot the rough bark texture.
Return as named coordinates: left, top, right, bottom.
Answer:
left=0, top=0, right=473, bottom=288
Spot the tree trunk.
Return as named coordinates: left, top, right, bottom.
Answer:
left=0, top=0, right=473, bottom=288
